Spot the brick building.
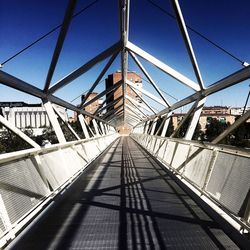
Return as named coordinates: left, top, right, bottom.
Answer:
left=105, top=71, right=143, bottom=134
left=73, top=92, right=101, bottom=124
left=171, top=106, right=248, bottom=132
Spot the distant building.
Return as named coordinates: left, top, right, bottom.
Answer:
left=73, top=93, right=102, bottom=124
left=0, top=102, right=67, bottom=136
left=172, top=106, right=250, bottom=132
left=230, top=107, right=250, bottom=116
left=105, top=71, right=143, bottom=134
left=105, top=71, right=142, bottom=110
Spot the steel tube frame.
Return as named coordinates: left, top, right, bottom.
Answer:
left=125, top=103, right=145, bottom=120
left=129, top=51, right=171, bottom=107
left=43, top=101, right=66, bottom=143
left=80, top=51, right=119, bottom=106
left=139, top=66, right=250, bottom=123
left=44, top=0, right=77, bottom=92
left=52, top=104, right=80, bottom=140
left=48, top=41, right=122, bottom=94
left=126, top=97, right=148, bottom=118
left=171, top=0, right=204, bottom=90
left=125, top=94, right=153, bottom=114
left=119, top=0, right=130, bottom=124
left=212, top=108, right=250, bottom=144
left=126, top=41, right=200, bottom=91
left=0, top=70, right=114, bottom=126
left=0, top=114, right=40, bottom=148
left=95, top=95, right=123, bottom=115
left=127, top=85, right=157, bottom=114
left=78, top=114, right=90, bottom=139
left=127, top=79, right=168, bottom=107
left=82, top=80, right=123, bottom=108
left=184, top=97, right=206, bottom=140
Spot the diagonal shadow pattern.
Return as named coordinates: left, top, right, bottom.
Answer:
left=7, top=137, right=240, bottom=250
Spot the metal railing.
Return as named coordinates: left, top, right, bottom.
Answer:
left=0, top=133, right=119, bottom=248
left=131, top=133, right=250, bottom=234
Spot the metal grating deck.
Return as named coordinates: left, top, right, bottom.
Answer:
left=8, top=137, right=241, bottom=249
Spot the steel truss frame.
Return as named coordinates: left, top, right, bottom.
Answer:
left=0, top=0, right=249, bottom=146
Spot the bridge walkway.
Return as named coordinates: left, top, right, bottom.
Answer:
left=8, top=137, right=240, bottom=249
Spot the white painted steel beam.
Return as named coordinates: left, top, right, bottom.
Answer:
left=126, top=108, right=143, bottom=121
left=171, top=0, right=204, bottom=90
left=78, top=114, right=90, bottom=139
left=93, top=91, right=114, bottom=116
left=0, top=70, right=114, bottom=126
left=212, top=108, right=250, bottom=144
left=144, top=121, right=150, bottom=134
left=150, top=117, right=158, bottom=135
left=170, top=101, right=198, bottom=138
left=95, top=95, right=123, bottom=115
left=43, top=101, right=66, bottom=143
left=125, top=94, right=153, bottom=114
left=100, top=122, right=106, bottom=135
left=48, top=41, right=122, bottom=94
left=119, top=0, right=130, bottom=124
left=139, top=66, right=250, bottom=123
left=160, top=112, right=173, bottom=137
left=44, top=0, right=77, bottom=92
left=103, top=103, right=124, bottom=119
left=127, top=85, right=157, bottom=114
left=107, top=111, right=123, bottom=123
left=125, top=112, right=140, bottom=121
left=125, top=103, right=145, bottom=118
left=92, top=119, right=100, bottom=136
left=126, top=97, right=149, bottom=118
left=52, top=104, right=80, bottom=140
left=80, top=51, right=119, bottom=105
left=126, top=41, right=200, bottom=91
left=129, top=51, right=171, bottom=106
left=83, top=80, right=123, bottom=108
left=185, top=97, right=206, bottom=140
left=127, top=79, right=168, bottom=107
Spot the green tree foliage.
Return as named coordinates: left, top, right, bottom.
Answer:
left=175, top=116, right=191, bottom=138
left=205, top=118, right=229, bottom=142
left=34, top=127, right=59, bottom=145
left=229, top=116, right=250, bottom=147
left=0, top=127, right=32, bottom=153
left=192, top=122, right=204, bottom=140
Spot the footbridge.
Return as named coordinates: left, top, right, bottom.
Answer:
left=0, top=0, right=250, bottom=249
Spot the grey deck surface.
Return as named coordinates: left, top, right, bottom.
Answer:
left=9, top=137, right=240, bottom=249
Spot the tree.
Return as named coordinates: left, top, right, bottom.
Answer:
left=205, top=118, right=229, bottom=142
left=229, top=116, right=250, bottom=147
left=0, top=127, right=32, bottom=154
left=193, top=122, right=204, bottom=140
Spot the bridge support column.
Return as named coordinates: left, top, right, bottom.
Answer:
left=78, top=114, right=90, bottom=139
left=100, top=122, right=106, bottom=135
left=92, top=119, right=100, bottom=136
left=43, top=101, right=66, bottom=143
left=185, top=97, right=206, bottom=140
left=150, top=117, right=158, bottom=135
left=52, top=104, right=80, bottom=140
left=144, top=121, right=150, bottom=134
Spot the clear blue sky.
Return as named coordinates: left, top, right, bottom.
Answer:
left=0, top=0, right=250, bottom=111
